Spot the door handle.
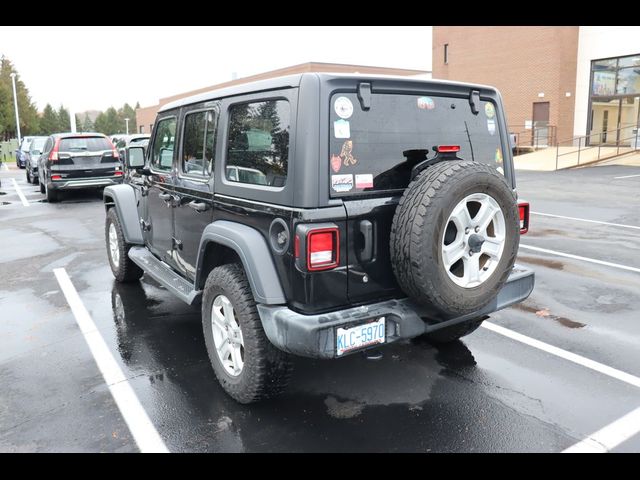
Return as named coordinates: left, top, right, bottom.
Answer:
left=359, top=220, right=374, bottom=262
left=188, top=200, right=208, bottom=212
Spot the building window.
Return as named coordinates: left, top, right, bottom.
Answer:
left=444, top=44, right=449, bottom=65
left=588, top=53, right=640, bottom=146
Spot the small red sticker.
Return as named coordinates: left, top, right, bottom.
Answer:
left=331, top=154, right=342, bottom=173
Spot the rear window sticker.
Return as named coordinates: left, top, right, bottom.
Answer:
left=331, top=174, right=354, bottom=192
left=495, top=148, right=503, bottom=164
left=340, top=140, right=358, bottom=166
left=334, top=96, right=354, bottom=119
left=485, top=102, right=496, bottom=118
left=334, top=119, right=351, bottom=139
left=417, top=96, right=435, bottom=110
left=355, top=173, right=374, bottom=189
left=331, top=154, right=342, bottom=173
left=487, top=119, right=496, bottom=135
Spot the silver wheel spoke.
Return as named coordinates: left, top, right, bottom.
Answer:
left=482, top=236, right=503, bottom=259
left=210, top=294, right=245, bottom=377
left=450, top=203, right=472, bottom=229
left=474, top=202, right=499, bottom=231
left=463, top=254, right=481, bottom=285
left=442, top=238, right=465, bottom=269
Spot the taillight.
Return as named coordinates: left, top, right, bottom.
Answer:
left=436, top=145, right=460, bottom=153
left=51, top=175, right=62, bottom=181
left=114, top=171, right=123, bottom=177
left=107, top=138, right=119, bottom=159
left=518, top=201, right=530, bottom=234
left=49, top=138, right=60, bottom=162
left=308, top=230, right=341, bottom=271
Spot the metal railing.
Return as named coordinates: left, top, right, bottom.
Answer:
left=554, top=123, right=639, bottom=170
left=509, top=124, right=557, bottom=154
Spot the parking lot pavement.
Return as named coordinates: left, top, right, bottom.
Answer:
left=1, top=164, right=640, bottom=452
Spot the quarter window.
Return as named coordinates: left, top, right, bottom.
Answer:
left=182, top=110, right=217, bottom=177
left=151, top=117, right=176, bottom=171
left=225, top=99, right=290, bottom=187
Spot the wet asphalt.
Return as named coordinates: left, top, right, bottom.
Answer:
left=1, top=162, right=640, bottom=452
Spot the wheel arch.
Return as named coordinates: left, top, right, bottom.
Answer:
left=103, top=184, right=143, bottom=244
left=196, top=221, right=286, bottom=305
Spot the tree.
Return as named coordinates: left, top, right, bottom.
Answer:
left=94, top=107, right=120, bottom=135
left=82, top=113, right=94, bottom=132
left=58, top=105, right=71, bottom=132
left=39, top=104, right=59, bottom=135
left=0, top=56, right=40, bottom=139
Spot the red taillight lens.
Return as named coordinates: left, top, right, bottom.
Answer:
left=114, top=171, right=123, bottom=177
left=49, top=138, right=60, bottom=162
left=437, top=145, right=460, bottom=153
left=307, top=228, right=339, bottom=271
left=294, top=235, right=300, bottom=259
left=518, top=201, right=530, bottom=234
left=51, top=175, right=62, bottom=181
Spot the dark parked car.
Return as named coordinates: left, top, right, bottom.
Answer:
left=38, top=132, right=124, bottom=202
left=15, top=136, right=35, bottom=168
left=103, top=73, right=534, bottom=403
left=25, top=136, right=48, bottom=185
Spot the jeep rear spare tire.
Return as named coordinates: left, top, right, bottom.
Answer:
left=390, top=160, right=519, bottom=317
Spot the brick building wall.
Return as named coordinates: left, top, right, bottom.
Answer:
left=136, top=62, right=430, bottom=134
left=433, top=26, right=579, bottom=143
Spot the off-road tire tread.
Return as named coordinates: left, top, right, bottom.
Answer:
left=202, top=263, right=293, bottom=404
left=390, top=160, right=518, bottom=315
left=105, top=207, right=144, bottom=282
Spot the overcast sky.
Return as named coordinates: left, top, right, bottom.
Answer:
left=0, top=26, right=433, bottom=113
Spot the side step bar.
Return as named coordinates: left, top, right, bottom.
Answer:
left=128, top=246, right=201, bottom=305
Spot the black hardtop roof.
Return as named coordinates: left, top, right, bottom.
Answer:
left=158, top=72, right=499, bottom=113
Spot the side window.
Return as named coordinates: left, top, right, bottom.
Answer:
left=43, top=138, right=52, bottom=154
left=151, top=117, right=176, bottom=171
left=225, top=99, right=290, bottom=187
left=182, top=109, right=217, bottom=177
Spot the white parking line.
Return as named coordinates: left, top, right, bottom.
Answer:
left=531, top=211, right=640, bottom=231
left=614, top=173, right=640, bottom=179
left=520, top=244, right=640, bottom=274
left=483, top=322, right=640, bottom=452
left=563, top=406, right=640, bottom=453
left=53, top=268, right=169, bottom=453
left=482, top=322, right=640, bottom=389
left=11, top=178, right=29, bottom=206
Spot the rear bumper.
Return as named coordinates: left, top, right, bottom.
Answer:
left=51, top=176, right=123, bottom=189
left=257, top=265, right=535, bottom=359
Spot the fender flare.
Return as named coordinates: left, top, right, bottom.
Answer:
left=195, top=221, right=286, bottom=305
left=103, top=184, right=143, bottom=244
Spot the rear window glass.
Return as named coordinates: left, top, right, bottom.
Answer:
left=328, top=93, right=505, bottom=196
left=20, top=139, right=32, bottom=151
left=59, top=137, right=112, bottom=152
left=30, top=138, right=46, bottom=151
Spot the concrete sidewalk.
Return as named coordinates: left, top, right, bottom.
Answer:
left=514, top=146, right=635, bottom=171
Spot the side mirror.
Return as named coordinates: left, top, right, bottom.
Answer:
left=127, top=146, right=146, bottom=170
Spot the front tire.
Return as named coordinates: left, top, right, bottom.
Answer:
left=105, top=207, right=143, bottom=282
left=202, top=263, right=293, bottom=404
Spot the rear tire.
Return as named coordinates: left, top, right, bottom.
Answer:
left=423, top=318, right=484, bottom=344
left=105, top=208, right=143, bottom=282
left=202, top=263, right=293, bottom=404
left=45, top=182, right=59, bottom=203
left=39, top=176, right=45, bottom=193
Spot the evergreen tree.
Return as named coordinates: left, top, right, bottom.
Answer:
left=82, top=113, right=94, bottom=132
left=39, top=104, right=59, bottom=135
left=0, top=56, right=40, bottom=139
left=58, top=105, right=71, bottom=132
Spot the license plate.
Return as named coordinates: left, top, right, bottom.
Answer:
left=336, top=317, right=386, bottom=356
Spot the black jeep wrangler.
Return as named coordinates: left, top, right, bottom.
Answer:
left=104, top=73, right=534, bottom=403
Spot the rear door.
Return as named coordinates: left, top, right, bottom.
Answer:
left=145, top=115, right=178, bottom=264
left=55, top=136, right=119, bottom=179
left=172, top=105, right=218, bottom=279
left=328, top=92, right=508, bottom=304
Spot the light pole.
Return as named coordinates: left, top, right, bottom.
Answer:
left=9, top=73, right=21, bottom=146
left=125, top=118, right=130, bottom=135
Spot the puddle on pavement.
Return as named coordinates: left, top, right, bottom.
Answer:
left=512, top=303, right=585, bottom=329
left=0, top=201, right=11, bottom=206
left=517, top=255, right=565, bottom=271
left=0, top=191, right=6, bottom=195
